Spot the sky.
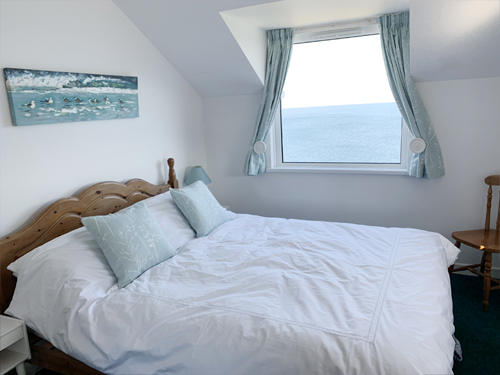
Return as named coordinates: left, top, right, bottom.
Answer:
left=281, top=34, right=397, bottom=109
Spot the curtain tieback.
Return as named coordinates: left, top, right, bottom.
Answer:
left=409, top=138, right=427, bottom=154
left=253, top=141, right=267, bottom=154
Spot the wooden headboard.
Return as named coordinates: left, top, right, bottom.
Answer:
left=0, top=158, right=179, bottom=314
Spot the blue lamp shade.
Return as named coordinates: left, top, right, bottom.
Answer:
left=185, top=166, right=212, bottom=185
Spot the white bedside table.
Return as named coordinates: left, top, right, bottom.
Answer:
left=0, top=315, right=31, bottom=375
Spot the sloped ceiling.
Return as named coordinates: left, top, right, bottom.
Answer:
left=112, top=0, right=279, bottom=97
left=113, top=0, right=500, bottom=98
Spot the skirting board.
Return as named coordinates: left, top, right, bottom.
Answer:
left=453, top=262, right=500, bottom=279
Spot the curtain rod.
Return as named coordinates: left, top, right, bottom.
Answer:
left=294, top=18, right=376, bottom=34
left=293, top=10, right=408, bottom=33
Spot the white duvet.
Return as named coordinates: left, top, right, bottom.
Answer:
left=7, top=211, right=459, bottom=374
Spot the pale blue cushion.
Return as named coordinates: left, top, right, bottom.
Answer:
left=82, top=201, right=176, bottom=288
left=170, top=181, right=229, bottom=237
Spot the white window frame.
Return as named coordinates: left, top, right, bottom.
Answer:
left=266, top=19, right=411, bottom=175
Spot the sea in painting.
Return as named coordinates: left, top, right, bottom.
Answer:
left=4, top=68, right=139, bottom=126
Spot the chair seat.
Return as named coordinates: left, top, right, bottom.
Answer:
left=452, top=229, right=500, bottom=253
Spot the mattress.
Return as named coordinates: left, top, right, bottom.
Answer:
left=6, top=207, right=459, bottom=374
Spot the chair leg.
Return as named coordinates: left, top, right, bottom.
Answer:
left=483, top=252, right=492, bottom=312
left=449, top=241, right=461, bottom=274
left=448, top=264, right=454, bottom=275
left=480, top=251, right=486, bottom=274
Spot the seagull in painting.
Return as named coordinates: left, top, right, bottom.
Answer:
left=41, top=97, right=53, bottom=104
left=89, top=98, right=95, bottom=104
left=74, top=97, right=83, bottom=103
left=63, top=97, right=71, bottom=103
left=103, top=97, right=110, bottom=104
left=24, top=101, right=35, bottom=109
left=118, top=99, right=124, bottom=105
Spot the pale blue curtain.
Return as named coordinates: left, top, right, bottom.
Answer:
left=244, top=28, right=295, bottom=176
left=378, top=12, right=445, bottom=179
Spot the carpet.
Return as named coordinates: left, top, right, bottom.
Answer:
left=451, top=273, right=500, bottom=375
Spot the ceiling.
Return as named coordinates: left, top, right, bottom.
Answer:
left=221, top=0, right=409, bottom=29
left=113, top=0, right=280, bottom=98
left=112, top=0, right=499, bottom=98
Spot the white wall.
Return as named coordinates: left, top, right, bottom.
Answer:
left=203, top=0, right=500, bottom=274
left=203, top=77, right=500, bottom=272
left=221, top=12, right=267, bottom=84
left=0, top=0, right=207, bottom=236
left=411, top=0, right=500, bottom=82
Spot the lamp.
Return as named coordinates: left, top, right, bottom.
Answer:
left=185, top=166, right=211, bottom=185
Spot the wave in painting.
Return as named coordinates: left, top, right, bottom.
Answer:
left=4, top=68, right=139, bottom=126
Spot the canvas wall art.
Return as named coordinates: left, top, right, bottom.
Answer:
left=4, top=68, right=139, bottom=126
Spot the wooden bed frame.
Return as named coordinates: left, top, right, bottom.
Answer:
left=0, top=158, right=179, bottom=375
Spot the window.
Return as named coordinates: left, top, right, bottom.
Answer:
left=268, top=20, right=410, bottom=174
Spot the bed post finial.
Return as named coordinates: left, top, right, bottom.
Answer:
left=167, top=158, right=179, bottom=189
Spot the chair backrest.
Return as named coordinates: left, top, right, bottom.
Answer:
left=485, top=175, right=500, bottom=232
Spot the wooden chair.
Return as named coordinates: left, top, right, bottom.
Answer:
left=451, top=175, right=500, bottom=312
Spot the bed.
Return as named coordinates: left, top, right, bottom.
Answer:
left=0, top=158, right=460, bottom=375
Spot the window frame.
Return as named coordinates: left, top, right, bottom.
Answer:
left=266, top=19, right=411, bottom=175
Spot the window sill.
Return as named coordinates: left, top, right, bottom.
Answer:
left=266, top=165, right=409, bottom=176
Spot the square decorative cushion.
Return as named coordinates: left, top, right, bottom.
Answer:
left=170, top=180, right=229, bottom=237
left=82, top=201, right=176, bottom=288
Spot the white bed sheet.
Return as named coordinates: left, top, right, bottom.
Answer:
left=6, top=213, right=459, bottom=375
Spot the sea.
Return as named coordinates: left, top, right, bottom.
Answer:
left=4, top=68, right=138, bottom=126
left=281, top=102, right=402, bottom=164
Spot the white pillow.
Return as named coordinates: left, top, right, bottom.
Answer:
left=5, top=226, right=117, bottom=332
left=7, top=191, right=196, bottom=278
left=142, top=191, right=196, bottom=250
left=7, top=253, right=28, bottom=278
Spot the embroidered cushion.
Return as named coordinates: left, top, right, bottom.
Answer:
left=82, top=201, right=176, bottom=288
left=170, top=181, right=229, bottom=237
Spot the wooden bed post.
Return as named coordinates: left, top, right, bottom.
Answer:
left=168, top=158, right=179, bottom=189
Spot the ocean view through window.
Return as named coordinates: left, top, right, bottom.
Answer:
left=271, top=23, right=409, bottom=174
left=282, top=102, right=402, bottom=163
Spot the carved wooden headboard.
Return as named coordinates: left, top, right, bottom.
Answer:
left=0, top=158, right=179, bottom=314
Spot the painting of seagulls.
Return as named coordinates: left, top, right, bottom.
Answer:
left=4, top=68, right=139, bottom=126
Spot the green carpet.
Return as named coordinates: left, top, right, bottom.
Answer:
left=451, top=273, right=500, bottom=375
